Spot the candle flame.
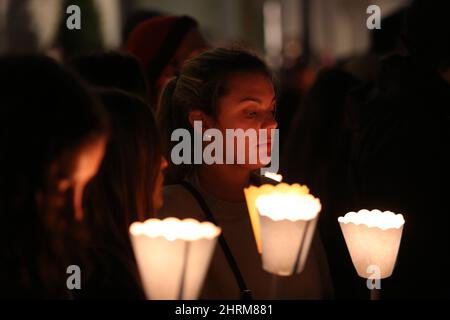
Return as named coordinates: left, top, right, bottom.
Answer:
left=263, top=171, right=283, bottom=182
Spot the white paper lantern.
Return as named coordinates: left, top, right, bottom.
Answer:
left=338, top=209, right=405, bottom=279
left=129, top=217, right=221, bottom=300
left=244, top=183, right=321, bottom=276
left=244, top=183, right=311, bottom=253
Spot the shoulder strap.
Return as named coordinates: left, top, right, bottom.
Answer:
left=179, top=181, right=252, bottom=300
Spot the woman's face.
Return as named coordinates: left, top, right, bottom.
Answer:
left=41, top=136, right=107, bottom=222
left=152, top=156, right=168, bottom=211
left=213, top=72, right=277, bottom=170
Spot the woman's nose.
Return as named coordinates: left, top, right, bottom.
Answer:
left=263, top=114, right=278, bottom=130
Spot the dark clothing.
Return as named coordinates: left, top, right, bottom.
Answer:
left=75, top=239, right=145, bottom=300
left=349, top=55, right=450, bottom=299
left=282, top=68, right=364, bottom=299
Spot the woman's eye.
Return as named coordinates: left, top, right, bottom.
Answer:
left=247, top=111, right=257, bottom=118
left=270, top=104, right=277, bottom=116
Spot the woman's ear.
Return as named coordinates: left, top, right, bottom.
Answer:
left=188, top=110, right=213, bottom=132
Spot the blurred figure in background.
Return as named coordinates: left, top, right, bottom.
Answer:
left=341, top=7, right=407, bottom=83
left=349, top=0, right=450, bottom=298
left=281, top=68, right=362, bottom=299
left=56, top=0, right=104, bottom=61
left=126, top=15, right=209, bottom=107
left=81, top=90, right=167, bottom=299
left=121, top=9, right=164, bottom=47
left=276, top=56, right=317, bottom=150
left=0, top=56, right=108, bottom=298
left=2, top=0, right=39, bottom=54
left=68, top=52, right=148, bottom=102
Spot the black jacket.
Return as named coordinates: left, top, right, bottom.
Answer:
left=349, top=55, right=450, bottom=299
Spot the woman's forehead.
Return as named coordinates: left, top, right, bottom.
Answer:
left=225, top=72, right=275, bottom=100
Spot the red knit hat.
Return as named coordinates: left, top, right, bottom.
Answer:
left=126, top=15, right=197, bottom=90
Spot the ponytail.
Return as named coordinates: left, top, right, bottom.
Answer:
left=157, top=76, right=178, bottom=157
left=157, top=76, right=192, bottom=184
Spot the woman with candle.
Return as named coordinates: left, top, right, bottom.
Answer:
left=157, top=47, right=333, bottom=299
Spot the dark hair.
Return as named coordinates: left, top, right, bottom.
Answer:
left=404, top=0, right=450, bottom=71
left=281, top=68, right=359, bottom=197
left=280, top=68, right=360, bottom=298
left=68, top=51, right=148, bottom=100
left=84, top=88, right=161, bottom=234
left=0, top=55, right=109, bottom=298
left=157, top=47, right=273, bottom=184
left=370, top=9, right=406, bottom=56
left=82, top=90, right=162, bottom=297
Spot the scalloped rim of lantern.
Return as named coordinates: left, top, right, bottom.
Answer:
left=244, top=183, right=317, bottom=252
left=338, top=209, right=405, bottom=230
left=129, top=217, right=221, bottom=241
left=255, top=191, right=321, bottom=222
left=245, top=182, right=310, bottom=196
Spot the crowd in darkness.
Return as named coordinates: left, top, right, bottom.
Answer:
left=0, top=0, right=449, bottom=299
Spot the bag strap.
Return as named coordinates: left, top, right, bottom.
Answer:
left=179, top=180, right=253, bottom=300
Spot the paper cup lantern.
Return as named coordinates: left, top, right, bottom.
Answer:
left=244, top=183, right=311, bottom=253
left=245, top=184, right=321, bottom=276
left=338, top=209, right=405, bottom=279
left=129, top=218, right=221, bottom=300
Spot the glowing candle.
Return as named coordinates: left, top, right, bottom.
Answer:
left=338, top=209, right=405, bottom=279
left=245, top=183, right=321, bottom=275
left=129, top=217, right=221, bottom=300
